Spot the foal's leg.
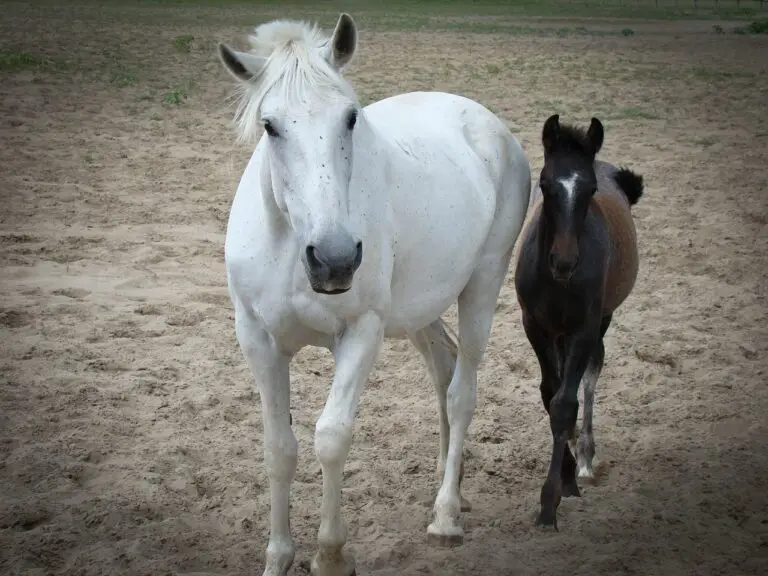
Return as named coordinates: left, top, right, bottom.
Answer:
left=235, top=310, right=296, bottom=576
left=408, top=321, right=470, bottom=511
left=428, top=252, right=511, bottom=546
left=523, top=318, right=580, bottom=499
left=576, top=314, right=610, bottom=479
left=312, top=312, right=384, bottom=576
left=537, top=323, right=599, bottom=529
left=575, top=339, right=603, bottom=479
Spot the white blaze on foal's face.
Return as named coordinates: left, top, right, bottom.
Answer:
left=218, top=14, right=364, bottom=295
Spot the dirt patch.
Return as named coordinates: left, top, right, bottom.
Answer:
left=1, top=4, right=767, bottom=576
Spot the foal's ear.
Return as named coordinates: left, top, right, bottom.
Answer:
left=587, top=117, right=604, bottom=155
left=324, top=13, right=358, bottom=71
left=542, top=114, right=560, bottom=154
left=217, top=42, right=267, bottom=84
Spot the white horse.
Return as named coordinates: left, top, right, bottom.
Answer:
left=217, top=13, right=531, bottom=576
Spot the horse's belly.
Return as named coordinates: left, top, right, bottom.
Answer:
left=386, top=204, right=492, bottom=333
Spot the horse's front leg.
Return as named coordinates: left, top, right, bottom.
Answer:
left=537, top=326, right=598, bottom=530
left=312, top=311, right=384, bottom=576
left=235, top=309, right=296, bottom=576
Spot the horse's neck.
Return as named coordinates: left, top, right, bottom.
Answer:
left=349, top=119, right=391, bottom=227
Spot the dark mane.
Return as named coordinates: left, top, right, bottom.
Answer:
left=551, top=123, right=594, bottom=156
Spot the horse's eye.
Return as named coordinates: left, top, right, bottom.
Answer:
left=346, top=110, right=358, bottom=131
left=539, top=181, right=549, bottom=193
left=263, top=120, right=278, bottom=138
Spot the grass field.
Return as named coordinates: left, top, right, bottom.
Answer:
left=1, top=1, right=767, bottom=575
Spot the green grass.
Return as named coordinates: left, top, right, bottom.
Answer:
left=162, top=86, right=187, bottom=105
left=693, top=67, right=755, bottom=79
left=131, top=0, right=768, bottom=21
left=172, top=34, right=195, bottom=52
left=0, top=50, right=61, bottom=72
left=746, top=18, right=768, bottom=33
left=110, top=69, right=139, bottom=87
left=10, top=0, right=768, bottom=29
left=162, top=82, right=193, bottom=105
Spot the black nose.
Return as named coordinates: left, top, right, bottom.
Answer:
left=306, top=241, right=363, bottom=276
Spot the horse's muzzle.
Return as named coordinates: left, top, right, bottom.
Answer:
left=549, top=252, right=578, bottom=284
left=304, top=235, right=363, bottom=294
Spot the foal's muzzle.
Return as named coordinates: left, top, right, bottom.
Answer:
left=549, top=252, right=579, bottom=283
left=304, top=233, right=363, bottom=294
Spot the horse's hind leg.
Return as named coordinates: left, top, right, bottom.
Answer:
left=408, top=321, right=470, bottom=511
left=575, top=314, right=610, bottom=479
left=428, top=250, right=512, bottom=546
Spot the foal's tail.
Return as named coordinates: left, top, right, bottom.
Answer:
left=614, top=167, right=645, bottom=206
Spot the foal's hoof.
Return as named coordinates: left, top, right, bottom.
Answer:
left=427, top=521, right=464, bottom=547
left=562, top=480, right=581, bottom=498
left=535, top=508, right=558, bottom=531
left=577, top=466, right=595, bottom=482
left=460, top=495, right=472, bottom=512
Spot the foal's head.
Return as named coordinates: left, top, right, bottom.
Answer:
left=218, top=14, right=363, bottom=295
left=538, top=114, right=604, bottom=283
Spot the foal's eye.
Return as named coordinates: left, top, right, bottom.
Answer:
left=263, top=120, right=278, bottom=138
left=346, top=110, right=358, bottom=131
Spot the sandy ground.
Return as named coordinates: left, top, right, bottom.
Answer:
left=1, top=4, right=768, bottom=575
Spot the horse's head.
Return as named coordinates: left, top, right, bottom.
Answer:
left=538, top=114, right=604, bottom=284
left=218, top=14, right=363, bottom=295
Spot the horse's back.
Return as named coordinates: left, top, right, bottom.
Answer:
left=365, top=91, right=526, bottom=186
left=363, top=91, right=530, bottom=332
left=593, top=161, right=639, bottom=313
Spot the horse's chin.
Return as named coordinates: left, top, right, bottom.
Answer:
left=551, top=272, right=573, bottom=285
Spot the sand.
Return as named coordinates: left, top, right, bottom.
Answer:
left=1, top=5, right=767, bottom=575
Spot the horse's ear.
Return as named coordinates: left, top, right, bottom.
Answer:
left=324, top=13, right=357, bottom=71
left=218, top=42, right=267, bottom=83
left=587, top=117, right=604, bottom=155
left=542, top=114, right=560, bottom=154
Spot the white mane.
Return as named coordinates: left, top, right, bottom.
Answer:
left=230, top=19, right=358, bottom=142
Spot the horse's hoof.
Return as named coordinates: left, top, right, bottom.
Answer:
left=535, top=509, right=558, bottom=531
left=562, top=480, right=581, bottom=498
left=460, top=495, right=472, bottom=512
left=427, top=521, right=464, bottom=547
left=310, top=551, right=355, bottom=576
left=577, top=466, right=595, bottom=481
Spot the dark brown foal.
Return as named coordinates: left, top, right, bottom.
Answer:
left=514, top=114, right=644, bottom=529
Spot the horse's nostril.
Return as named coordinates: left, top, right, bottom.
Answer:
left=354, top=241, right=363, bottom=268
left=306, top=245, right=323, bottom=270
